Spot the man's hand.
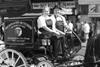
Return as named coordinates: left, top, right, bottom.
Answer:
left=53, top=31, right=60, bottom=35
left=67, top=28, right=72, bottom=31
left=60, top=32, right=65, bottom=35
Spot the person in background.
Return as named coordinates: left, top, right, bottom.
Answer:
left=89, top=22, right=95, bottom=38
left=64, top=20, right=74, bottom=54
left=84, top=23, right=100, bottom=67
left=76, top=21, right=82, bottom=35
left=66, top=20, right=73, bottom=34
left=81, top=21, right=90, bottom=42
left=65, top=19, right=73, bottom=41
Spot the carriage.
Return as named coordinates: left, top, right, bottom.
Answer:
left=0, top=0, right=96, bottom=67
left=0, top=16, right=85, bottom=67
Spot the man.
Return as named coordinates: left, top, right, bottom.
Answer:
left=37, top=5, right=59, bottom=35
left=37, top=6, right=60, bottom=57
left=51, top=5, right=68, bottom=58
left=51, top=6, right=68, bottom=35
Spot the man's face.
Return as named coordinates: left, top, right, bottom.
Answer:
left=43, top=8, right=50, bottom=15
left=54, top=8, right=60, bottom=15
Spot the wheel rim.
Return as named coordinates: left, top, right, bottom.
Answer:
left=0, top=49, right=28, bottom=67
left=73, top=55, right=84, bottom=61
left=37, top=61, right=53, bottom=67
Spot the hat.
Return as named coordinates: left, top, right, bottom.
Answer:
left=53, top=5, right=62, bottom=10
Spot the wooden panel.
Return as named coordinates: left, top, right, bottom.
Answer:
left=0, top=0, right=31, bottom=17
left=4, top=17, right=35, bottom=47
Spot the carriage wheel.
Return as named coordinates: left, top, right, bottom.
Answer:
left=37, top=60, right=54, bottom=67
left=73, top=55, right=84, bottom=61
left=0, top=49, right=28, bottom=67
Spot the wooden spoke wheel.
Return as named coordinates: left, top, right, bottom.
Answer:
left=37, top=60, right=54, bottom=67
left=0, top=49, right=28, bottom=67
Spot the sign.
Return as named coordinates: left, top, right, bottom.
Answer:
left=32, top=1, right=75, bottom=9
left=59, top=8, right=73, bottom=14
left=60, top=1, right=75, bottom=8
left=88, top=4, right=96, bottom=13
left=0, top=0, right=27, bottom=2
left=32, top=2, right=58, bottom=9
left=5, top=20, right=33, bottom=45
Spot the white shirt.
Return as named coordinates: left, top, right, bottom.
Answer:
left=37, top=15, right=48, bottom=29
left=37, top=15, right=55, bottom=34
left=82, top=23, right=90, bottom=33
left=51, top=14, right=68, bottom=31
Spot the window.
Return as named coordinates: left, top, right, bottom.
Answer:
left=0, top=0, right=31, bottom=16
left=79, top=5, right=88, bottom=15
left=0, top=0, right=27, bottom=3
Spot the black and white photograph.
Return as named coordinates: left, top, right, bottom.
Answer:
left=0, top=0, right=99, bottom=67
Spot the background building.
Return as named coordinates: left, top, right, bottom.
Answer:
left=78, top=0, right=100, bottom=34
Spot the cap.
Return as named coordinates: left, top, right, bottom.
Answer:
left=53, top=5, right=62, bottom=10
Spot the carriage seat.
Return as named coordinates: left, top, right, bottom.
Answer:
left=36, top=31, right=52, bottom=54
left=38, top=30, right=51, bottom=46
